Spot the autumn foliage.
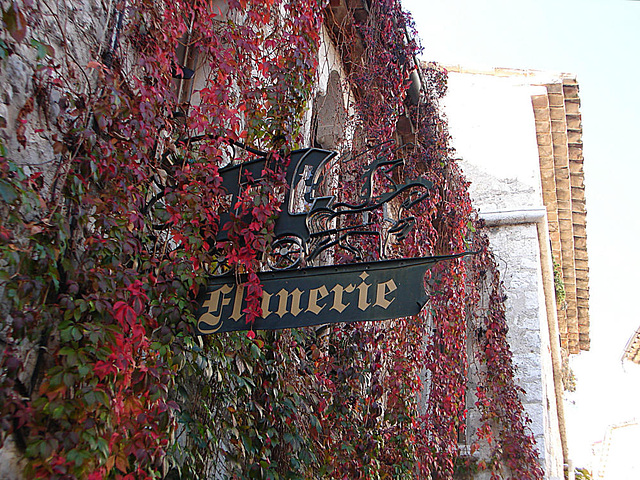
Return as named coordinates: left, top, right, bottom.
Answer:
left=0, top=0, right=542, bottom=479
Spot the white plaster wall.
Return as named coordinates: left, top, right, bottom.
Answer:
left=443, top=72, right=547, bottom=211
left=443, top=71, right=565, bottom=479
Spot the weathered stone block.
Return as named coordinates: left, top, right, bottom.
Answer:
left=557, top=207, right=573, bottom=220
left=556, top=188, right=571, bottom=202
left=540, top=168, right=556, bottom=182
left=0, top=437, right=26, bottom=480
left=574, top=237, right=587, bottom=250
left=574, top=259, right=588, bottom=271
left=572, top=224, right=586, bottom=238
left=574, top=249, right=588, bottom=261
left=570, top=172, right=585, bottom=186
left=576, top=278, right=589, bottom=291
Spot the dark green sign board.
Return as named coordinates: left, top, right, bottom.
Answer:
left=196, top=254, right=468, bottom=334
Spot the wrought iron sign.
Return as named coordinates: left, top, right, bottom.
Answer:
left=194, top=144, right=471, bottom=333
left=214, top=146, right=433, bottom=270
left=196, top=254, right=468, bottom=334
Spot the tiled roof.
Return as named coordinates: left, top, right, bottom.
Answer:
left=623, top=327, right=640, bottom=364
left=531, top=77, right=590, bottom=353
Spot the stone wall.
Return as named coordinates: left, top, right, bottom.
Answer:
left=443, top=69, right=566, bottom=479
left=487, top=223, right=564, bottom=479
left=1, top=2, right=111, bottom=477
left=1, top=0, right=110, bottom=186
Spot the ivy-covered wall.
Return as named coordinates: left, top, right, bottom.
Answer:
left=0, top=1, right=544, bottom=479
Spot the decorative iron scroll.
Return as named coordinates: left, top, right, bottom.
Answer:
left=213, top=145, right=433, bottom=270
left=196, top=253, right=469, bottom=334
left=187, top=144, right=475, bottom=334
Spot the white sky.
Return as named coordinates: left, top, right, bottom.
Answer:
left=402, top=0, right=640, bottom=469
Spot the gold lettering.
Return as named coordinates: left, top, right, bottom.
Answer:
left=290, top=289, right=303, bottom=316
left=230, top=285, right=245, bottom=321
left=374, top=279, right=397, bottom=309
left=275, top=288, right=305, bottom=317
left=261, top=291, right=273, bottom=318
left=357, top=272, right=371, bottom=311
left=330, top=283, right=355, bottom=313
left=199, top=285, right=234, bottom=332
left=276, top=289, right=288, bottom=317
left=307, top=285, right=329, bottom=314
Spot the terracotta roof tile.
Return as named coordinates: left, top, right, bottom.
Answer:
left=623, top=327, right=640, bottom=364
left=533, top=77, right=591, bottom=353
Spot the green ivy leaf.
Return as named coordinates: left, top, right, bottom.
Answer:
left=0, top=179, right=18, bottom=203
left=0, top=39, right=8, bottom=60
left=29, top=38, right=54, bottom=59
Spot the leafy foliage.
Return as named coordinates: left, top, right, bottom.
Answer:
left=0, top=0, right=542, bottom=479
left=574, top=467, right=593, bottom=480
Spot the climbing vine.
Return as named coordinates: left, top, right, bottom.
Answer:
left=0, top=0, right=542, bottom=479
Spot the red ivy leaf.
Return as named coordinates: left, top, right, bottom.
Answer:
left=3, top=2, right=27, bottom=42
left=113, top=301, right=136, bottom=326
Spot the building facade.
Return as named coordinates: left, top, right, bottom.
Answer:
left=1, top=1, right=560, bottom=479
left=591, top=420, right=640, bottom=479
left=442, top=66, right=591, bottom=480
